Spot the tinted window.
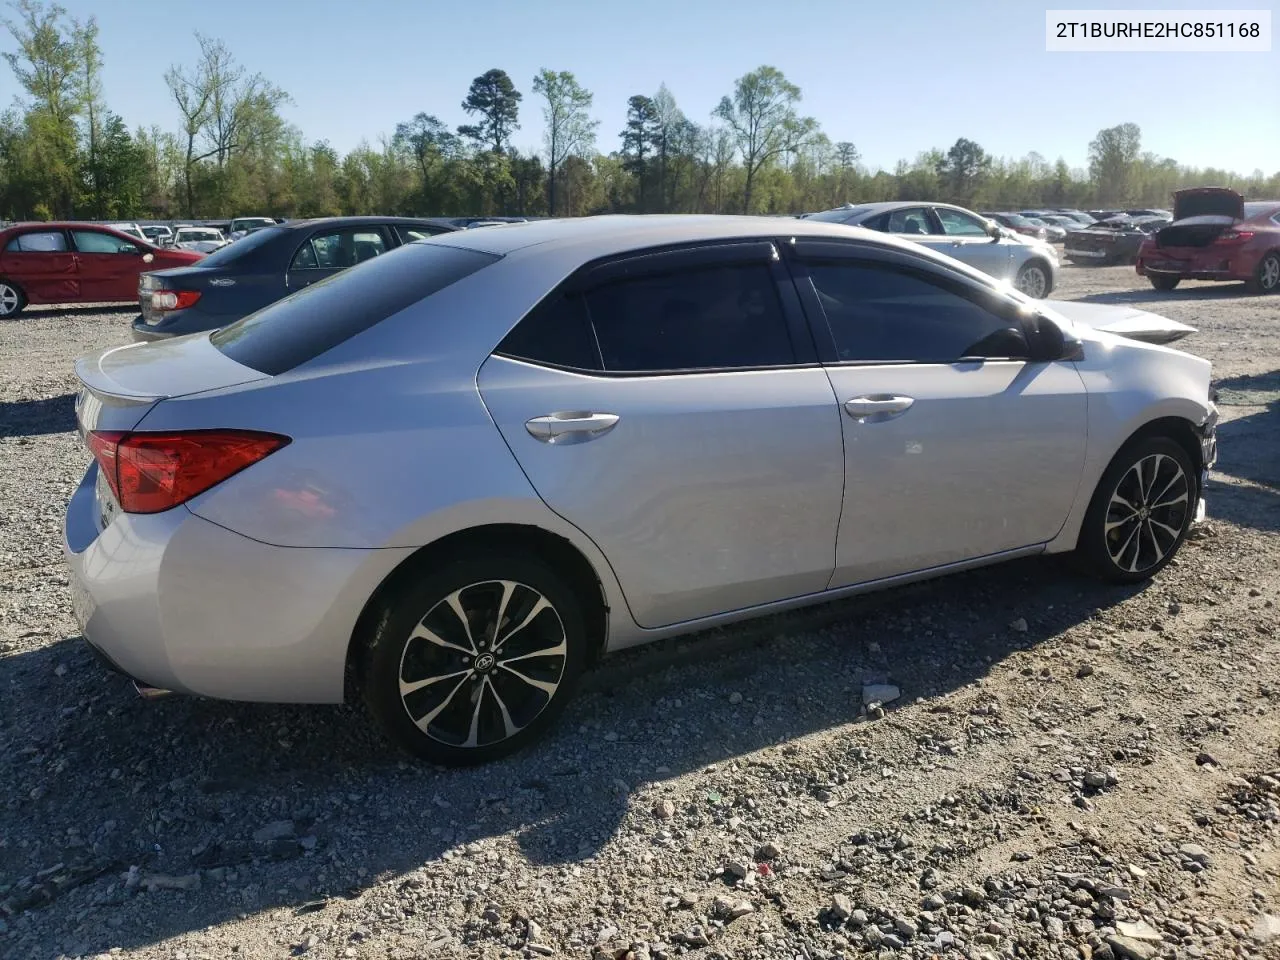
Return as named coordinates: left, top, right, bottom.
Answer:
left=881, top=208, right=936, bottom=235
left=6, top=231, right=67, bottom=252
left=211, top=243, right=499, bottom=375
left=807, top=262, right=1027, bottom=363
left=292, top=228, right=387, bottom=270
left=584, top=263, right=795, bottom=372
left=72, top=230, right=135, bottom=254
left=935, top=208, right=988, bottom=236
left=497, top=293, right=601, bottom=371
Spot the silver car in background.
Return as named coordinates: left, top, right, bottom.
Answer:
left=65, top=216, right=1215, bottom=766
left=805, top=202, right=1059, bottom=297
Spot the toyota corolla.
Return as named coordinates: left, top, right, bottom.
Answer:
left=64, top=216, right=1218, bottom=765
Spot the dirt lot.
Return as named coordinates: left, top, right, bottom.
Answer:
left=1, top=266, right=1278, bottom=960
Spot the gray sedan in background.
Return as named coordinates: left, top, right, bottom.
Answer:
left=805, top=202, right=1059, bottom=297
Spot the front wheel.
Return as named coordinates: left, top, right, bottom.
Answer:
left=0, top=280, right=26, bottom=318
left=1148, top=274, right=1180, bottom=291
left=1075, top=436, right=1197, bottom=584
left=1247, top=251, right=1280, bottom=294
left=1014, top=260, right=1051, bottom=298
left=360, top=549, right=587, bottom=765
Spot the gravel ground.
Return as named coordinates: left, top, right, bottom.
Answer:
left=1, top=268, right=1278, bottom=960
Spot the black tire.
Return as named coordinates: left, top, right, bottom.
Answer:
left=1075, top=436, right=1197, bottom=584
left=1014, top=260, right=1052, bottom=298
left=0, top=279, right=27, bottom=318
left=360, top=548, right=587, bottom=765
left=1246, top=251, right=1280, bottom=294
left=1148, top=274, right=1180, bottom=291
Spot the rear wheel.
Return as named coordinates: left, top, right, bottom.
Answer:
left=360, top=549, right=587, bottom=765
left=0, top=280, right=26, bottom=318
left=1075, top=436, right=1196, bottom=584
left=1148, top=274, right=1180, bottom=291
left=1015, top=260, right=1051, bottom=298
left=1247, top=251, right=1280, bottom=294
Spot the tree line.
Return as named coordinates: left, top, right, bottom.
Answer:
left=2, top=0, right=1277, bottom=224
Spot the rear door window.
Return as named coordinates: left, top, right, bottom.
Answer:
left=6, top=230, right=68, bottom=252
left=212, top=242, right=499, bottom=375
left=291, top=228, right=389, bottom=271
left=584, top=262, right=796, bottom=372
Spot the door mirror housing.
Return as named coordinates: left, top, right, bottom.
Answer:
left=1026, top=312, right=1083, bottom=362
left=984, top=220, right=1004, bottom=242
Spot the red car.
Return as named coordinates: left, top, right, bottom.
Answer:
left=0, top=222, right=203, bottom=318
left=1136, top=188, right=1280, bottom=294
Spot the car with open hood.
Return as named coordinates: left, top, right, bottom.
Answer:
left=66, top=215, right=1216, bottom=765
left=1136, top=188, right=1280, bottom=294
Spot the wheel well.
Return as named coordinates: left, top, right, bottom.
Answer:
left=343, top=524, right=609, bottom=702
left=1126, top=416, right=1203, bottom=473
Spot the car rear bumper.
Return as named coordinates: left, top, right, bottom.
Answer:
left=130, top=317, right=173, bottom=342
left=1136, top=255, right=1250, bottom=281
left=63, top=462, right=407, bottom=704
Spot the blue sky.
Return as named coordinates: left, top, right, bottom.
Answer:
left=3, top=0, right=1276, bottom=175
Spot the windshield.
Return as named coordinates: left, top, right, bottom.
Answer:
left=1002, top=214, right=1034, bottom=227
left=1245, top=201, right=1280, bottom=218
left=179, top=230, right=220, bottom=241
left=195, top=226, right=281, bottom=266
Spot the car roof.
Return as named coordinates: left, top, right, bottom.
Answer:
left=417, top=213, right=977, bottom=264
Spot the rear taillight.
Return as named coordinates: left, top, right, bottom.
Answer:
left=87, top=429, right=289, bottom=514
left=149, top=290, right=201, bottom=312
left=1212, top=230, right=1254, bottom=244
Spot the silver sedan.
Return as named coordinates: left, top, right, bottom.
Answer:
left=65, top=216, right=1216, bottom=765
left=805, top=201, right=1060, bottom=298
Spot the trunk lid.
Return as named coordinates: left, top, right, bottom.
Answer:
left=74, top=335, right=269, bottom=433
left=1173, top=187, right=1243, bottom=221
left=1043, top=300, right=1196, bottom=345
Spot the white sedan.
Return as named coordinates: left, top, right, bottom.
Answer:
left=171, top=226, right=228, bottom=254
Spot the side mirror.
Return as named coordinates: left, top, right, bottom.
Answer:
left=1027, top=312, right=1082, bottom=362
left=984, top=220, right=1003, bottom=242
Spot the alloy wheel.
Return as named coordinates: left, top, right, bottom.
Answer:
left=396, top=580, right=567, bottom=749
left=1016, top=265, right=1047, bottom=298
left=1261, top=255, right=1280, bottom=291
left=0, top=284, right=19, bottom=316
left=1104, top=453, right=1190, bottom=573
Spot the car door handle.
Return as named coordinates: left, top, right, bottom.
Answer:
left=525, top=412, right=620, bottom=443
left=844, top=395, right=915, bottom=421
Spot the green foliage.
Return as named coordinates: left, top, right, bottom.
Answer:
left=0, top=23, right=1276, bottom=225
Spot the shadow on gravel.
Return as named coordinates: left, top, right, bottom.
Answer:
left=1208, top=370, right=1280, bottom=534
left=11, top=303, right=135, bottom=319
left=1074, top=284, right=1252, bottom=304
left=0, top=393, right=76, bottom=437
left=0, top=555, right=1151, bottom=955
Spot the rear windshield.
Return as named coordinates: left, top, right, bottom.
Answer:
left=1244, top=201, right=1280, bottom=218
left=197, top=226, right=282, bottom=267
left=804, top=208, right=865, bottom=223
left=210, top=241, right=499, bottom=375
